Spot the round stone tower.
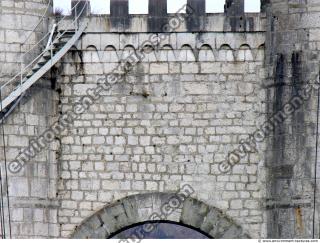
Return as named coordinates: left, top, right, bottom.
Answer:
left=0, top=0, right=60, bottom=238
left=0, top=0, right=51, bottom=78
left=264, top=0, right=320, bottom=238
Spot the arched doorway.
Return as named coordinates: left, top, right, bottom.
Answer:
left=71, top=193, right=249, bottom=239
left=109, top=221, right=211, bottom=239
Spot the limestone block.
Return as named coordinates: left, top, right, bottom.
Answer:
left=183, top=82, right=209, bottom=95
left=200, top=62, right=221, bottom=73
left=177, top=33, right=196, bottom=49
left=9, top=177, right=29, bottom=197
left=230, top=199, right=243, bottom=209
left=100, top=34, right=120, bottom=50
left=73, top=84, right=96, bottom=96
left=8, top=135, right=28, bottom=147
left=181, top=63, right=199, bottom=74
left=12, top=208, right=23, bottom=221
left=150, top=63, right=169, bottom=74
left=181, top=198, right=209, bottom=228
left=34, top=222, right=48, bottom=236
left=84, top=63, right=104, bottom=75
left=244, top=200, right=259, bottom=209
left=0, top=14, right=21, bottom=29
left=82, top=34, right=101, bottom=50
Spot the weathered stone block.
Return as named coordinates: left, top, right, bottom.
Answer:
left=201, top=63, right=221, bottom=73
left=181, top=198, right=209, bottom=228
left=183, top=82, right=209, bottom=95
left=9, top=177, right=29, bottom=197
left=181, top=63, right=199, bottom=73
left=150, top=63, right=169, bottom=74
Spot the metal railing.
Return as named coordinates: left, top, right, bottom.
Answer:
left=0, top=0, right=89, bottom=112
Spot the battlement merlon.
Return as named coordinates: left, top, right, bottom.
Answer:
left=63, top=0, right=265, bottom=33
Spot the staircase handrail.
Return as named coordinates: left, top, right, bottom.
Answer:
left=22, top=0, right=53, bottom=47
left=0, top=1, right=89, bottom=94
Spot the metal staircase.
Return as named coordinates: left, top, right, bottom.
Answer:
left=0, top=1, right=88, bottom=119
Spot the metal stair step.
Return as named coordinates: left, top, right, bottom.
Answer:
left=43, top=53, right=51, bottom=59
left=32, top=64, right=41, bottom=72
left=38, top=57, right=48, bottom=65
left=54, top=41, right=68, bottom=48
left=43, top=51, right=52, bottom=58
left=58, top=29, right=76, bottom=33
left=26, top=71, right=34, bottom=78
left=60, top=32, right=74, bottom=37
left=56, top=32, right=75, bottom=40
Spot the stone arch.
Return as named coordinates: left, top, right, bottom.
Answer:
left=102, top=45, right=119, bottom=62
left=198, top=44, right=215, bottom=62
left=71, top=193, right=249, bottom=239
left=218, top=44, right=234, bottom=62
left=83, top=45, right=100, bottom=63
left=255, top=43, right=265, bottom=61
left=121, top=45, right=137, bottom=60
left=178, top=44, right=196, bottom=62
left=236, top=44, right=253, bottom=61
left=141, top=44, right=157, bottom=62
left=64, top=45, right=83, bottom=63
left=158, top=44, right=176, bottom=62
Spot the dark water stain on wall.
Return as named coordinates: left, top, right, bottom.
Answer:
left=69, top=48, right=84, bottom=76
left=272, top=53, right=286, bottom=165
left=261, top=0, right=270, bottom=12
left=186, top=0, right=205, bottom=32
left=148, top=0, right=168, bottom=32
left=291, top=52, right=306, bottom=161
left=110, top=0, right=130, bottom=30
left=224, top=0, right=245, bottom=32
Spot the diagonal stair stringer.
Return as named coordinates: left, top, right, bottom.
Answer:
left=0, top=22, right=87, bottom=112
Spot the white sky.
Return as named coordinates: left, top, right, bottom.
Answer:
left=54, top=0, right=260, bottom=15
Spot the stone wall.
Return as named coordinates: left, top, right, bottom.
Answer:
left=264, top=0, right=320, bottom=238
left=0, top=0, right=60, bottom=238
left=56, top=16, right=267, bottom=237
left=3, top=0, right=319, bottom=239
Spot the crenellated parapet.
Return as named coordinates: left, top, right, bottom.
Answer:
left=66, top=0, right=265, bottom=33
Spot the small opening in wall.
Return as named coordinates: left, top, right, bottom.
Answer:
left=244, top=0, right=261, bottom=12
left=206, top=0, right=224, bottom=13
left=129, top=0, right=148, bottom=14
left=54, top=0, right=111, bottom=15
left=167, top=0, right=187, bottom=13
left=53, top=0, right=71, bottom=15
left=91, top=0, right=110, bottom=14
